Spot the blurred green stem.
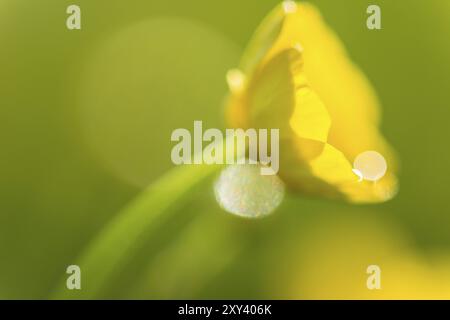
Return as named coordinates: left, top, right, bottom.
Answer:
left=51, top=163, right=221, bottom=299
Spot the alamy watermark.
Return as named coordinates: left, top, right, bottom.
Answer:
left=66, top=5, right=81, bottom=30
left=66, top=265, right=81, bottom=290
left=367, top=5, right=381, bottom=30
left=171, top=121, right=280, bottom=175
left=366, top=265, right=381, bottom=290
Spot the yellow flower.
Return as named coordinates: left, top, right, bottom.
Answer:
left=225, top=1, right=398, bottom=203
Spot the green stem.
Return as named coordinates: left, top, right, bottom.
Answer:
left=51, top=163, right=222, bottom=299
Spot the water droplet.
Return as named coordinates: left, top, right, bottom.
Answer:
left=352, top=168, right=364, bottom=182
left=282, top=1, right=298, bottom=14
left=214, top=163, right=285, bottom=218
left=293, top=43, right=304, bottom=53
left=353, top=151, right=387, bottom=182
left=226, top=69, right=245, bottom=94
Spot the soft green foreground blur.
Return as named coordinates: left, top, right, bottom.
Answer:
left=0, top=0, right=449, bottom=299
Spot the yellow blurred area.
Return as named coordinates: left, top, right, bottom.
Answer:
left=275, top=214, right=450, bottom=299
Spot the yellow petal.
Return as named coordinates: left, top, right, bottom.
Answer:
left=290, top=87, right=331, bottom=142
left=309, top=143, right=356, bottom=185
left=229, top=47, right=332, bottom=143
left=238, top=3, right=286, bottom=76
left=267, top=2, right=384, bottom=160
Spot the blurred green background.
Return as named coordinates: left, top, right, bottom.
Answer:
left=0, top=0, right=449, bottom=299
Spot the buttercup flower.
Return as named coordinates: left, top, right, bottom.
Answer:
left=225, top=1, right=398, bottom=203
